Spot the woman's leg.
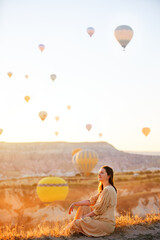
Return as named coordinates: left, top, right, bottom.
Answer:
left=74, top=206, right=92, bottom=220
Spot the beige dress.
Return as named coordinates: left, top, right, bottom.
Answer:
left=69, top=185, right=117, bottom=237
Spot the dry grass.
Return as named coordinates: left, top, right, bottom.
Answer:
left=0, top=213, right=160, bottom=240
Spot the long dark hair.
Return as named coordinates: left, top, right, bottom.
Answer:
left=98, top=166, right=117, bottom=193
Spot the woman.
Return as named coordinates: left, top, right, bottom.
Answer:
left=65, top=166, right=117, bottom=237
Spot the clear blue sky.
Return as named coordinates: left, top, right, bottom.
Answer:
left=0, top=0, right=160, bottom=151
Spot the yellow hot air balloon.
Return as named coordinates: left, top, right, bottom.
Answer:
left=67, top=105, right=71, bottom=110
left=86, top=124, right=92, bottom=131
left=75, top=150, right=98, bottom=176
left=99, top=133, right=102, bottom=137
left=0, top=129, right=3, bottom=135
left=142, top=127, right=150, bottom=136
left=37, top=177, right=69, bottom=203
left=24, top=96, right=30, bottom=102
left=50, top=74, right=56, bottom=81
left=8, top=72, right=12, bottom=78
left=38, top=44, right=45, bottom=52
left=87, top=27, right=95, bottom=37
left=39, top=111, right=47, bottom=121
left=55, top=131, right=59, bottom=136
left=55, top=116, right=59, bottom=121
left=72, top=148, right=82, bottom=157
left=25, top=74, right=29, bottom=79
left=114, top=25, right=133, bottom=49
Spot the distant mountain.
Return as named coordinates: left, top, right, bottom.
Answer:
left=0, top=141, right=160, bottom=178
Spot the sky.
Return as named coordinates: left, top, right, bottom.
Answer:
left=0, top=0, right=160, bottom=152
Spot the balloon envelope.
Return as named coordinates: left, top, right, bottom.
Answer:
left=24, top=96, right=30, bottom=102
left=86, top=124, right=92, bottom=131
left=8, top=72, right=12, bottom=78
left=39, top=111, right=47, bottom=121
left=50, top=74, right=56, bottom=81
left=38, top=44, right=45, bottom=52
left=37, top=177, right=69, bottom=203
left=0, top=129, right=3, bottom=135
left=142, top=127, right=150, bottom=136
left=67, top=105, right=71, bottom=110
left=55, top=131, right=59, bottom=136
left=75, top=150, right=98, bottom=176
left=55, top=116, right=59, bottom=121
left=114, top=25, right=133, bottom=49
left=87, top=27, right=95, bottom=37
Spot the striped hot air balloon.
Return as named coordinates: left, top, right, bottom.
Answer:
left=75, top=150, right=98, bottom=176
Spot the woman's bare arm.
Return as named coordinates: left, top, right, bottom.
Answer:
left=68, top=200, right=90, bottom=214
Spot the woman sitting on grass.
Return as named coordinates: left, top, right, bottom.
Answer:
left=65, top=166, right=117, bottom=237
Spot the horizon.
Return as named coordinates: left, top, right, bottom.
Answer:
left=0, top=140, right=160, bottom=154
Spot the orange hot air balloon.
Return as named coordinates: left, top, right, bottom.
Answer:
left=8, top=72, right=12, bottom=78
left=25, top=75, right=29, bottom=79
left=72, top=148, right=82, bottom=156
left=142, top=127, right=150, bottom=136
left=24, top=96, right=30, bottom=102
left=55, top=131, right=59, bottom=136
left=38, top=44, right=45, bottom=52
left=86, top=124, right=92, bottom=131
left=0, top=129, right=3, bottom=135
left=55, top=116, right=59, bottom=121
left=67, top=105, right=71, bottom=110
left=99, top=133, right=102, bottom=137
left=39, top=111, right=47, bottom=121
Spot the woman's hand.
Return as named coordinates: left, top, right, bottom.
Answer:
left=68, top=203, right=75, bottom=215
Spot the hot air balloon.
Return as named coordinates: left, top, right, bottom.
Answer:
left=87, top=27, right=95, bottom=37
left=114, top=25, right=133, bottom=50
left=86, top=124, right=92, bottom=131
left=0, top=129, right=3, bottom=135
left=55, top=131, right=59, bottom=136
left=38, top=44, right=45, bottom=52
left=72, top=148, right=82, bottom=157
left=39, top=111, right=47, bottom=121
left=37, top=177, right=69, bottom=203
left=24, top=96, right=30, bottom=102
left=75, top=150, right=98, bottom=176
left=55, top=116, right=59, bottom=121
left=8, top=72, right=12, bottom=78
left=67, top=105, right=71, bottom=110
left=50, top=74, right=56, bottom=81
left=25, top=75, right=28, bottom=79
left=142, top=127, right=150, bottom=136
left=99, top=133, right=102, bottom=137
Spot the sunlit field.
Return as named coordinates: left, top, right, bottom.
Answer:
left=0, top=213, right=160, bottom=239
left=0, top=170, right=159, bottom=239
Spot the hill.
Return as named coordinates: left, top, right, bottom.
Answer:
left=0, top=141, right=160, bottom=178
